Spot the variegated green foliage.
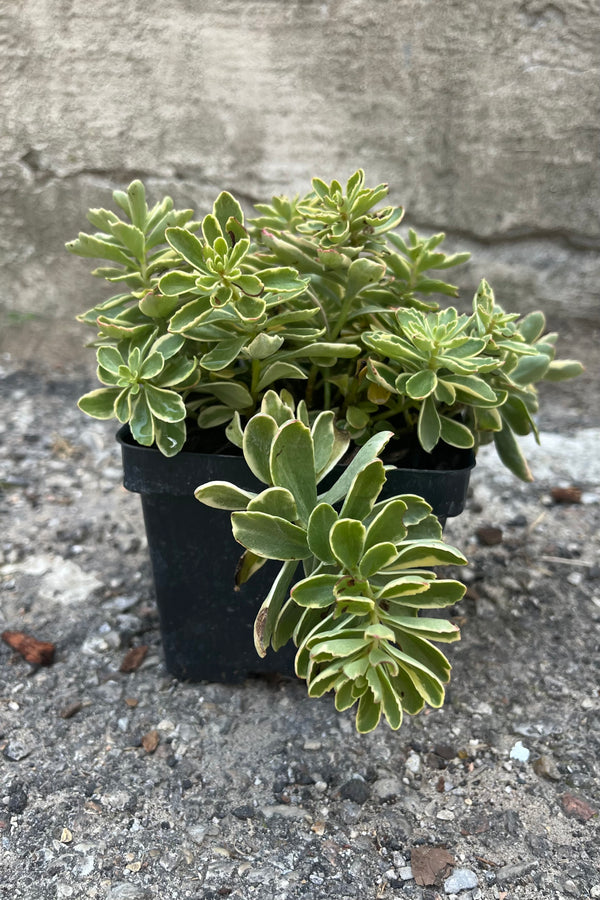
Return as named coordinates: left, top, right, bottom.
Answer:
left=250, top=173, right=470, bottom=432
left=363, top=306, right=499, bottom=454
left=467, top=280, right=583, bottom=480
left=78, top=332, right=198, bottom=456
left=362, top=280, right=584, bottom=479
left=69, top=180, right=361, bottom=442
left=195, top=391, right=467, bottom=733
left=249, top=173, right=581, bottom=478
left=71, top=174, right=582, bottom=475
left=250, top=171, right=469, bottom=359
left=68, top=180, right=197, bottom=322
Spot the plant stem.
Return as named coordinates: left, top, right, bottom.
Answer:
left=330, top=290, right=354, bottom=341
left=250, top=358, right=262, bottom=401
left=371, top=402, right=406, bottom=424
left=306, top=288, right=330, bottom=338
left=305, top=365, right=319, bottom=408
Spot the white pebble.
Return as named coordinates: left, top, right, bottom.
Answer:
left=509, top=741, right=530, bottom=763
left=444, top=867, right=479, bottom=893
left=405, top=752, right=421, bottom=775
left=436, top=809, right=455, bottom=821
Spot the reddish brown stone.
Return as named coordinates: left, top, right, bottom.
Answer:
left=551, top=486, right=582, bottom=504
left=1, top=630, right=55, bottom=666
left=561, top=792, right=597, bottom=821
left=119, top=645, right=148, bottom=673
left=476, top=526, right=503, bottom=546
left=141, top=730, right=160, bottom=753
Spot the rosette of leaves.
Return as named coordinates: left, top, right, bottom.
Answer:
left=67, top=180, right=197, bottom=331
left=251, top=172, right=470, bottom=327
left=465, top=280, right=584, bottom=480
left=195, top=390, right=467, bottom=733
left=160, top=191, right=307, bottom=324
left=363, top=281, right=584, bottom=479
left=77, top=332, right=198, bottom=455
left=157, top=192, right=363, bottom=428
left=363, top=303, right=502, bottom=452
left=294, top=170, right=405, bottom=252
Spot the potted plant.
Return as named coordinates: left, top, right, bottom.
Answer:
left=68, top=173, right=582, bottom=730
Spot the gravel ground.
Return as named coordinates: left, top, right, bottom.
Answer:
left=0, top=364, right=599, bottom=900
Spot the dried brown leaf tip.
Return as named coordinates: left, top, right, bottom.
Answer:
left=551, top=486, right=582, bottom=504
left=1, top=630, right=55, bottom=666
left=119, top=645, right=148, bottom=673
left=141, top=730, right=160, bottom=753
left=410, top=846, right=455, bottom=886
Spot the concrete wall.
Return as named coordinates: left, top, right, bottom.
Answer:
left=1, top=0, right=599, bottom=370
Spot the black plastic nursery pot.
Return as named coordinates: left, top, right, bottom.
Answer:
left=117, top=426, right=474, bottom=683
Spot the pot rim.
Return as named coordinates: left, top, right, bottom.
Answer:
left=116, top=424, right=476, bottom=475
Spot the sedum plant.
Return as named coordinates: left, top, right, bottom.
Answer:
left=70, top=172, right=582, bottom=478
left=69, top=173, right=583, bottom=730
left=195, top=390, right=467, bottom=733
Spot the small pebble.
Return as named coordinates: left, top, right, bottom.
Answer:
left=496, top=860, right=538, bottom=883
left=436, top=809, right=455, bottom=821
left=59, top=701, right=83, bottom=720
left=373, top=777, right=403, bottom=801
left=509, top=741, right=530, bottom=763
left=339, top=778, right=370, bottom=804
left=405, top=752, right=421, bottom=775
left=551, top=486, right=582, bottom=504
left=561, top=792, right=596, bottom=821
left=7, top=783, right=28, bottom=814
left=260, top=804, right=311, bottom=820
left=444, top=867, right=478, bottom=893
left=231, top=804, right=256, bottom=820
left=532, top=755, right=561, bottom=781
left=434, top=743, right=457, bottom=761
left=581, top=491, right=599, bottom=505
left=106, top=884, right=147, bottom=900
left=187, top=825, right=207, bottom=845
left=3, top=738, right=35, bottom=762
left=506, top=514, right=528, bottom=527
left=476, top=525, right=503, bottom=546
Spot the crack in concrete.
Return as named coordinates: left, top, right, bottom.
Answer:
left=403, top=217, right=600, bottom=253
left=19, top=156, right=600, bottom=253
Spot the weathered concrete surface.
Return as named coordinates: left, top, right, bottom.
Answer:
left=1, top=0, right=599, bottom=367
